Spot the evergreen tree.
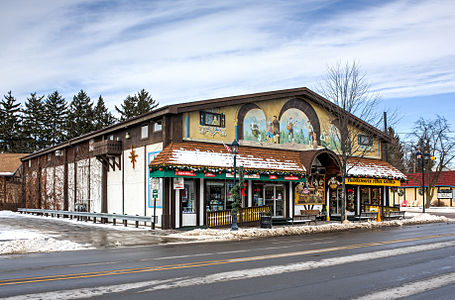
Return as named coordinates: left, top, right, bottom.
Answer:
left=22, top=92, right=46, bottom=151
left=115, top=89, right=158, bottom=121
left=387, top=127, right=406, bottom=172
left=0, top=91, right=22, bottom=152
left=93, top=95, right=116, bottom=130
left=67, top=90, right=95, bottom=139
left=43, top=91, right=68, bottom=146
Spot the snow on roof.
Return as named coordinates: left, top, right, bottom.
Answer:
left=170, top=148, right=305, bottom=172
left=347, top=158, right=406, bottom=179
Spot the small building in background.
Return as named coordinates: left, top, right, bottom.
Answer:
left=0, top=153, right=26, bottom=211
left=390, top=171, right=455, bottom=207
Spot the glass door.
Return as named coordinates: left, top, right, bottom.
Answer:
left=264, top=184, right=285, bottom=217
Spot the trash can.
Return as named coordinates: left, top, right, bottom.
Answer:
left=260, top=212, right=272, bottom=229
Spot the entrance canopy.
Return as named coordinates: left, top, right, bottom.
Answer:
left=149, top=142, right=306, bottom=181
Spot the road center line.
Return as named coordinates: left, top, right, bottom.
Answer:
left=4, top=239, right=455, bottom=300
left=1, top=232, right=454, bottom=287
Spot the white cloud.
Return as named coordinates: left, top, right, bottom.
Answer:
left=0, top=0, right=454, bottom=115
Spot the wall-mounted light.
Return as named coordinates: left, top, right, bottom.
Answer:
left=125, top=132, right=131, bottom=139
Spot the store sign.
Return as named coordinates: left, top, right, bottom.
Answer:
left=205, top=173, right=216, bottom=177
left=245, top=174, right=260, bottom=179
left=345, top=177, right=400, bottom=187
left=284, top=176, right=299, bottom=181
left=269, top=175, right=277, bottom=180
left=173, top=177, right=184, bottom=189
left=175, top=171, right=196, bottom=177
left=437, top=189, right=453, bottom=199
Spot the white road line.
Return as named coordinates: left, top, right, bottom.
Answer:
left=4, top=240, right=455, bottom=299
left=355, top=272, right=455, bottom=299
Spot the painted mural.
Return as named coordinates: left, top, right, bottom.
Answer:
left=243, top=109, right=267, bottom=142
left=279, top=108, right=316, bottom=147
left=321, top=124, right=341, bottom=151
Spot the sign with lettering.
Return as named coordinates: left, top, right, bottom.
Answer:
left=173, top=177, right=184, bottom=189
left=284, top=176, right=299, bottom=181
left=175, top=171, right=196, bottom=177
left=437, top=189, right=453, bottom=199
left=205, top=173, right=216, bottom=177
left=345, top=177, right=400, bottom=187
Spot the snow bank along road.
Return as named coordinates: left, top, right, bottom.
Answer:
left=1, top=222, right=454, bottom=299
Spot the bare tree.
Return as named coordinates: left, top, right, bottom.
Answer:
left=318, top=60, right=385, bottom=223
left=409, top=116, right=455, bottom=208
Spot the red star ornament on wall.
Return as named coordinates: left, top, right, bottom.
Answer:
left=129, top=144, right=138, bottom=169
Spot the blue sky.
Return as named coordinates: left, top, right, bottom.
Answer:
left=1, top=0, right=454, bottom=138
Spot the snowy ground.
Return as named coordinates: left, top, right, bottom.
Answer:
left=0, top=211, right=166, bottom=256
left=0, top=211, right=93, bottom=255
left=1, top=209, right=454, bottom=255
left=167, top=214, right=454, bottom=242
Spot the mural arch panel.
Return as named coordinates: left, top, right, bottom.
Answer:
left=238, top=103, right=266, bottom=141
left=279, top=98, right=321, bottom=146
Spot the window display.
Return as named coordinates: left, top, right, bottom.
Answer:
left=206, top=181, right=225, bottom=211
left=181, top=180, right=195, bottom=213
left=253, top=184, right=264, bottom=206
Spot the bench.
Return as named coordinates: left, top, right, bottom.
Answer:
left=383, top=211, right=405, bottom=220
left=354, top=211, right=378, bottom=222
left=288, top=209, right=319, bottom=225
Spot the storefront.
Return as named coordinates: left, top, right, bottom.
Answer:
left=149, top=142, right=306, bottom=228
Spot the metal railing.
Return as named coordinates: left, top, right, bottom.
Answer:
left=17, top=208, right=157, bottom=229
left=206, top=205, right=272, bottom=228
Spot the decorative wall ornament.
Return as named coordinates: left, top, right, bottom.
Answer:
left=129, top=144, right=138, bottom=169
left=199, top=126, right=227, bottom=137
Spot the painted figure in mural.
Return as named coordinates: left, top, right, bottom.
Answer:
left=212, top=115, right=220, bottom=126
left=272, top=116, right=280, bottom=144
left=250, top=122, right=260, bottom=140
left=308, top=123, right=314, bottom=145
left=243, top=108, right=267, bottom=142
left=286, top=117, right=296, bottom=142
left=266, top=118, right=274, bottom=142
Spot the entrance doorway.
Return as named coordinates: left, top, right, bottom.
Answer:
left=264, top=184, right=285, bottom=217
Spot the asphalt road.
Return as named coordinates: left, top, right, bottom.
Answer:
left=1, top=222, right=455, bottom=299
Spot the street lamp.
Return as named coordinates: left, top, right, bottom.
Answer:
left=416, top=152, right=434, bottom=213
left=231, top=139, right=239, bottom=231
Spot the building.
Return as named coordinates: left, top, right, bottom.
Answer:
left=0, top=153, right=26, bottom=211
left=21, top=87, right=406, bottom=229
left=391, top=171, right=455, bottom=207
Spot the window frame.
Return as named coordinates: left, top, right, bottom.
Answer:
left=141, top=124, right=149, bottom=139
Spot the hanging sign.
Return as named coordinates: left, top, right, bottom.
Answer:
left=345, top=177, right=400, bottom=187
left=173, top=177, right=184, bottom=189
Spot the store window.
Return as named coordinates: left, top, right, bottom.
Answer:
left=361, top=187, right=369, bottom=205
left=182, top=180, right=196, bottom=214
left=205, top=180, right=237, bottom=211
left=371, top=187, right=381, bottom=205
left=253, top=184, right=264, bottom=206
left=206, top=181, right=225, bottom=211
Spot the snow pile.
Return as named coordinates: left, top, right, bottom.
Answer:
left=168, top=214, right=453, bottom=242
left=0, top=228, right=92, bottom=255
